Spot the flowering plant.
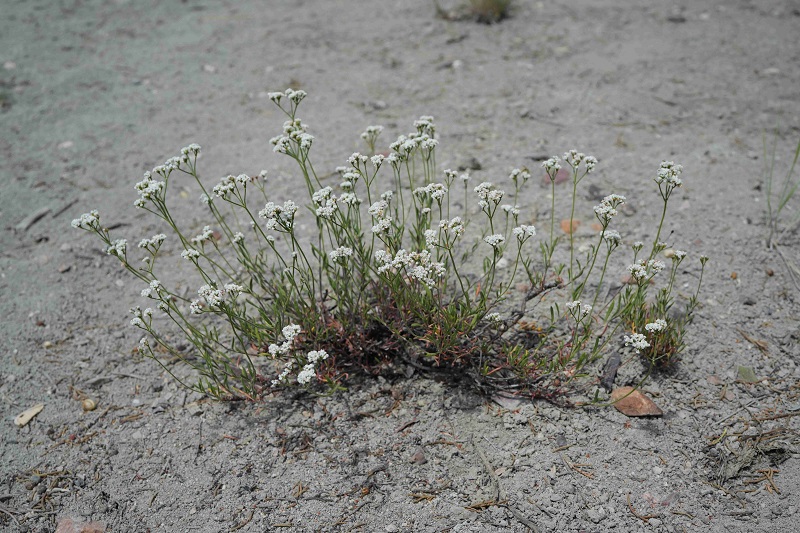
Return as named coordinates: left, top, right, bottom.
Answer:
left=73, top=89, right=706, bottom=400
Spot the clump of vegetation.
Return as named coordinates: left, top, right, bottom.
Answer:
left=73, top=89, right=706, bottom=401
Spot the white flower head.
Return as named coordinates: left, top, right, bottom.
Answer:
left=645, top=319, right=667, bottom=333
left=329, top=246, right=353, bottom=261
left=624, top=333, right=650, bottom=352
left=484, top=234, right=506, bottom=248
left=71, top=210, right=100, bottom=230
left=296, top=363, right=316, bottom=385
left=513, top=225, right=536, bottom=241
left=106, top=239, right=127, bottom=258
left=655, top=161, right=683, bottom=187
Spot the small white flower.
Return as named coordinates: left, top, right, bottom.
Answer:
left=233, top=232, right=244, bottom=243
left=191, top=226, right=214, bottom=245
left=372, top=216, right=392, bottom=234
left=673, top=250, right=687, bottom=261
left=565, top=300, right=581, bottom=312
left=106, top=239, right=127, bottom=257
left=647, top=259, right=666, bottom=274
left=645, top=319, right=667, bottom=333
left=484, top=234, right=506, bottom=248
left=502, top=204, right=521, bottom=217
left=513, top=225, right=536, bottom=241
left=307, top=349, right=329, bottom=363
left=542, top=156, right=561, bottom=173
left=282, top=324, right=301, bottom=343
left=486, top=312, right=502, bottom=323
left=296, top=364, right=316, bottom=385
left=624, top=333, right=650, bottom=352
left=627, top=263, right=648, bottom=280
left=130, top=317, right=145, bottom=328
left=424, top=229, right=437, bottom=248
left=655, top=161, right=683, bottom=187
left=329, top=246, right=354, bottom=261
left=71, top=210, right=100, bottom=230
left=604, top=230, right=621, bottom=246
left=189, top=299, right=203, bottom=314
left=181, top=248, right=201, bottom=260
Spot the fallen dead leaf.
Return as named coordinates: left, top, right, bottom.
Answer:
left=560, top=219, right=580, bottom=234
left=610, top=387, right=663, bottom=417
left=14, top=403, right=44, bottom=427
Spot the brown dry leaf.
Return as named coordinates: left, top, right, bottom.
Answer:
left=14, top=403, right=44, bottom=427
left=706, top=375, right=723, bottom=386
left=590, top=222, right=603, bottom=232
left=560, top=219, right=580, bottom=234
left=610, top=387, right=663, bottom=417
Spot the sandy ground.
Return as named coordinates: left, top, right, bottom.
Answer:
left=2, top=0, right=800, bottom=531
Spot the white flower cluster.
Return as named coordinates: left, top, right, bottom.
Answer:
left=673, top=250, right=687, bottom=261
left=484, top=234, right=506, bottom=248
left=258, top=200, right=298, bottom=230
left=512, top=225, right=536, bottom=241
left=181, top=248, right=200, bottom=260
left=329, top=246, right=353, bottom=262
left=133, top=172, right=165, bottom=206
left=141, top=279, right=163, bottom=298
left=181, top=143, right=201, bottom=157
left=414, top=182, right=448, bottom=203
left=542, top=156, right=561, bottom=174
left=624, top=333, right=650, bottom=352
left=212, top=175, right=238, bottom=198
left=138, top=234, right=166, bottom=249
left=439, top=217, right=465, bottom=237
left=424, top=229, right=438, bottom=247
left=509, top=168, right=531, bottom=182
left=371, top=216, right=392, bottom=235
left=474, top=182, right=505, bottom=206
left=603, top=229, right=621, bottom=246
left=194, top=282, right=243, bottom=308
left=502, top=204, right=521, bottom=217
left=593, top=194, right=626, bottom=225
left=566, top=299, right=592, bottom=317
left=628, top=259, right=666, bottom=281
left=645, top=319, right=667, bottom=333
left=655, top=161, right=683, bottom=187
left=312, top=187, right=338, bottom=218
left=361, top=125, right=384, bottom=141
left=268, top=88, right=307, bottom=105
left=129, top=306, right=151, bottom=329
left=71, top=210, right=100, bottom=230
left=296, top=350, right=329, bottom=385
left=191, top=226, right=214, bottom=245
left=106, top=238, right=127, bottom=258
left=375, top=249, right=446, bottom=288
left=414, top=115, right=436, bottom=136
left=232, top=232, right=244, bottom=244
left=486, top=312, right=502, bottom=324
left=270, top=116, right=313, bottom=154
left=563, top=150, right=597, bottom=173
left=268, top=324, right=302, bottom=358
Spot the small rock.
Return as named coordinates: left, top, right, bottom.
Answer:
left=55, top=516, right=106, bottom=533
left=653, top=466, right=663, bottom=475
left=549, top=493, right=563, bottom=502
left=648, top=518, right=662, bottom=527
left=202, top=64, right=216, bottom=73
left=385, top=525, right=399, bottom=533
left=587, top=508, right=606, bottom=523
left=409, top=447, right=427, bottom=465
left=610, top=387, right=663, bottom=417
left=57, top=141, right=74, bottom=150
left=3, top=61, right=16, bottom=70
left=58, top=264, right=72, bottom=273
left=130, top=431, right=144, bottom=440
